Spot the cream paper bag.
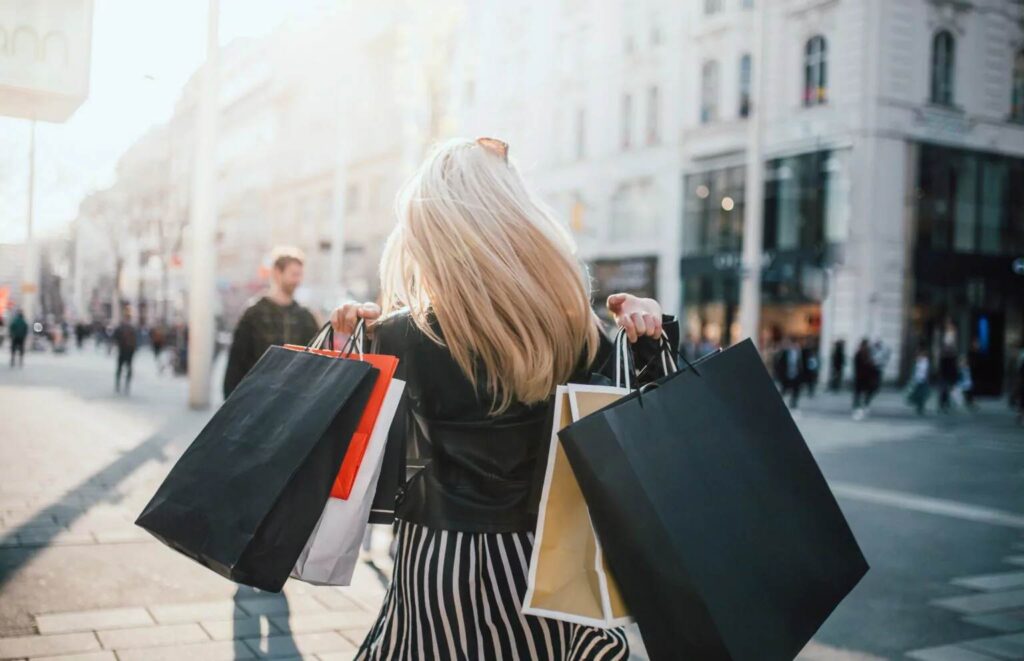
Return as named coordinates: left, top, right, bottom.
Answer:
left=291, top=379, right=405, bottom=586
left=522, top=383, right=633, bottom=628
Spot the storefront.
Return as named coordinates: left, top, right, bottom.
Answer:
left=910, top=143, right=1024, bottom=395
left=679, top=150, right=846, bottom=351
left=589, top=255, right=659, bottom=321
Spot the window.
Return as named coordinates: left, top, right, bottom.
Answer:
left=700, top=60, right=719, bottom=123
left=344, top=183, right=360, bottom=212
left=739, top=54, right=752, bottom=118
left=930, top=30, right=955, bottom=106
left=803, top=36, right=827, bottom=106
left=1011, top=50, right=1024, bottom=122
left=621, top=94, right=633, bottom=149
left=646, top=86, right=660, bottom=144
left=704, top=0, right=722, bottom=15
left=575, top=108, right=586, bottom=160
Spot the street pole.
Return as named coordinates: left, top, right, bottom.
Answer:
left=22, top=119, right=37, bottom=324
left=187, top=0, right=220, bottom=409
left=738, top=2, right=766, bottom=347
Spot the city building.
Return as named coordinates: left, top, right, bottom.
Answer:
left=454, top=0, right=1024, bottom=393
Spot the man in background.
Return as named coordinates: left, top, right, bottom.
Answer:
left=114, top=312, right=138, bottom=394
left=8, top=310, right=28, bottom=368
left=223, top=247, right=320, bottom=398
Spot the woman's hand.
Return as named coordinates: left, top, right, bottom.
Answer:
left=329, top=301, right=381, bottom=335
left=607, top=293, right=663, bottom=343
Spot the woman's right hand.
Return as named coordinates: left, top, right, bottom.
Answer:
left=329, top=301, right=381, bottom=335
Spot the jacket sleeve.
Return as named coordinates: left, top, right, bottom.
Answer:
left=223, top=310, right=255, bottom=399
left=590, top=314, right=681, bottom=386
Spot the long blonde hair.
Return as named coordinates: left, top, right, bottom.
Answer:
left=379, top=138, right=601, bottom=415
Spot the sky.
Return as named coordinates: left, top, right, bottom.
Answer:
left=0, top=0, right=331, bottom=244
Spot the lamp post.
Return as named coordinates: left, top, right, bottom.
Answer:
left=187, top=0, right=220, bottom=409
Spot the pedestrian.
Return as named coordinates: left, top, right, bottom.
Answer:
left=149, top=325, right=165, bottom=364
left=802, top=339, right=820, bottom=398
left=8, top=309, right=28, bottom=368
left=907, top=348, right=931, bottom=415
left=114, top=313, right=138, bottom=394
left=1013, top=341, right=1024, bottom=426
left=852, top=338, right=876, bottom=420
left=774, top=337, right=803, bottom=410
left=74, top=322, right=88, bottom=349
left=829, top=339, right=845, bottom=391
left=330, top=137, right=674, bottom=659
left=223, top=246, right=320, bottom=398
left=937, top=343, right=959, bottom=413
left=957, top=356, right=976, bottom=411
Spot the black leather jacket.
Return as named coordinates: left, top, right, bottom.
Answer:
left=368, top=310, right=680, bottom=533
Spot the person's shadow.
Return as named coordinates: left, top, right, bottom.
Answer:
left=233, top=585, right=300, bottom=659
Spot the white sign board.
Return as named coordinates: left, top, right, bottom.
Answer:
left=0, top=0, right=93, bottom=122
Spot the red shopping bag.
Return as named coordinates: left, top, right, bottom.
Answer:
left=285, top=323, right=399, bottom=499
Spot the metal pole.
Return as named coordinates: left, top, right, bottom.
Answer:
left=738, top=2, right=766, bottom=347
left=188, top=0, right=220, bottom=409
left=22, top=119, right=37, bottom=324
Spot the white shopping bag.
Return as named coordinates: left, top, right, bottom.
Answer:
left=291, top=379, right=405, bottom=586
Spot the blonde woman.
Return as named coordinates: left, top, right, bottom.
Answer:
left=330, top=138, right=678, bottom=660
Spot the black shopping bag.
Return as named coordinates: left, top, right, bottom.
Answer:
left=136, top=345, right=377, bottom=592
left=559, top=339, right=868, bottom=661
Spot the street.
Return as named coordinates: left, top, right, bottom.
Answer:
left=1, top=348, right=1022, bottom=660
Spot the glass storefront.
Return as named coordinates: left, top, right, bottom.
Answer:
left=911, top=143, right=1024, bottom=395
left=680, top=149, right=845, bottom=348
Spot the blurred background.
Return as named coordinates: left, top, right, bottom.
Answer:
left=1, top=1, right=1023, bottom=660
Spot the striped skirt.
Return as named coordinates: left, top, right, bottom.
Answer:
left=355, top=519, right=630, bottom=661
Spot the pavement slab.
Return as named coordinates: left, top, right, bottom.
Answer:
left=0, top=632, right=102, bottom=659
left=931, top=589, right=1024, bottom=615
left=35, top=608, right=154, bottom=635
left=94, top=622, right=209, bottom=649
left=243, top=631, right=353, bottom=659
left=114, top=639, right=255, bottom=661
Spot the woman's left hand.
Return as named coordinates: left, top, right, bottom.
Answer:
left=606, top=293, right=663, bottom=343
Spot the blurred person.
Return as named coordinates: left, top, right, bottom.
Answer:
left=223, top=247, right=319, bottom=398
left=868, top=339, right=890, bottom=403
left=829, top=338, right=846, bottom=391
left=852, top=338, right=876, bottom=420
left=957, top=355, right=976, bottom=411
left=1014, top=341, right=1024, bottom=425
left=937, top=343, right=959, bottom=413
left=774, top=337, right=803, bottom=410
left=74, top=322, right=89, bottom=349
left=149, top=325, right=166, bottom=363
left=329, top=138, right=677, bottom=660
left=802, top=339, right=820, bottom=398
left=907, top=348, right=931, bottom=415
left=8, top=310, right=28, bottom=368
left=114, top=313, right=138, bottom=394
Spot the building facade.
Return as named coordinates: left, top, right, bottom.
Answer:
left=455, top=0, right=1024, bottom=392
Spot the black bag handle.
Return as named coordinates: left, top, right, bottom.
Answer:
left=305, top=323, right=335, bottom=351
left=340, top=318, right=366, bottom=358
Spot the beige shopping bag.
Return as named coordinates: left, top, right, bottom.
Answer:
left=522, top=384, right=632, bottom=628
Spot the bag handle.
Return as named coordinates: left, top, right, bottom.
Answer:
left=340, top=318, right=366, bottom=359
left=305, top=323, right=335, bottom=351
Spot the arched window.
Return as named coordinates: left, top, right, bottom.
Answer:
left=931, top=30, right=955, bottom=106
left=1012, top=49, right=1024, bottom=122
left=701, top=60, right=719, bottom=123
left=803, top=35, right=827, bottom=106
left=739, top=54, right=752, bottom=117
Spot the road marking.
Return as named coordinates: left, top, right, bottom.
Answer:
left=830, top=482, right=1024, bottom=530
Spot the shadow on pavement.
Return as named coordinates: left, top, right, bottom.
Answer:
left=232, top=586, right=300, bottom=659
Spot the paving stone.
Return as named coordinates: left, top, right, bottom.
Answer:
left=336, top=627, right=370, bottom=647
left=114, top=639, right=255, bottom=661
left=36, top=607, right=154, bottom=634
left=308, top=591, right=363, bottom=613
left=907, top=644, right=1000, bottom=660
left=237, top=596, right=328, bottom=618
left=17, top=530, right=96, bottom=547
left=316, top=652, right=357, bottom=661
left=1004, top=555, right=1024, bottom=567
left=90, top=528, right=153, bottom=544
left=95, top=622, right=209, bottom=649
left=268, top=612, right=376, bottom=635
left=932, top=589, right=1024, bottom=615
left=961, top=632, right=1024, bottom=659
left=148, top=601, right=249, bottom=624
left=27, top=652, right=117, bottom=661
left=953, top=571, right=1024, bottom=592
left=244, top=631, right=353, bottom=659
left=0, top=632, right=102, bottom=658
left=200, top=616, right=277, bottom=641
left=963, top=610, right=1024, bottom=633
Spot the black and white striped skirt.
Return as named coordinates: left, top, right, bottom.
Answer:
left=355, top=519, right=630, bottom=660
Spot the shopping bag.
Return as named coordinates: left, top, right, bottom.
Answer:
left=522, top=384, right=632, bottom=628
left=291, top=378, right=406, bottom=586
left=559, top=339, right=869, bottom=661
left=135, top=340, right=378, bottom=592
left=284, top=320, right=400, bottom=499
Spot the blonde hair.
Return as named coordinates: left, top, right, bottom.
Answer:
left=379, top=138, right=601, bottom=415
